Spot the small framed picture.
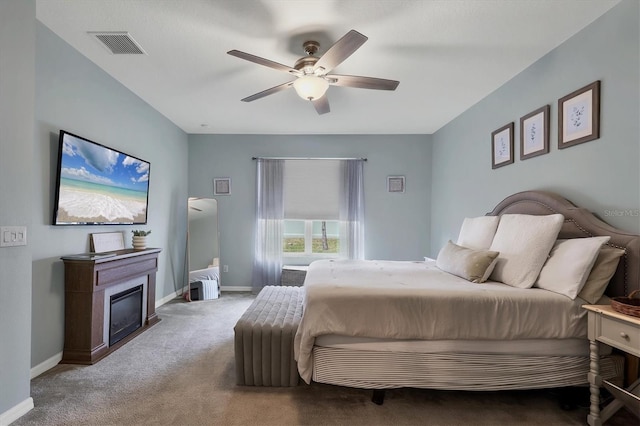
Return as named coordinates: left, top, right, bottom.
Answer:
left=520, top=105, right=550, bottom=160
left=491, top=122, right=514, bottom=169
left=387, top=176, right=405, bottom=193
left=213, top=178, right=231, bottom=195
left=558, top=80, right=600, bottom=149
left=90, top=231, right=125, bottom=252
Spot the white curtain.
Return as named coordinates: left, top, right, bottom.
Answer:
left=252, top=159, right=284, bottom=293
left=339, top=159, right=365, bottom=259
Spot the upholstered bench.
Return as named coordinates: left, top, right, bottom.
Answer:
left=234, top=285, right=303, bottom=386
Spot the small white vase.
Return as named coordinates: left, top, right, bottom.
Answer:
left=132, top=236, right=147, bottom=250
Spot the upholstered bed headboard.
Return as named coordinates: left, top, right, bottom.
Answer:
left=487, top=190, right=639, bottom=298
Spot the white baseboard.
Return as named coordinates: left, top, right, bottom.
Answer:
left=30, top=352, right=63, bottom=379
left=0, top=397, right=33, bottom=426
left=155, top=288, right=187, bottom=308
left=221, top=286, right=252, bottom=292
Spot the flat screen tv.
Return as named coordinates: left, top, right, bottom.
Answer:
left=53, top=130, right=150, bottom=225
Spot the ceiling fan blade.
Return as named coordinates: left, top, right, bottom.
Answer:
left=241, top=81, right=295, bottom=102
left=312, top=96, right=330, bottom=115
left=227, top=50, right=299, bottom=75
left=328, top=74, right=399, bottom=91
left=314, top=30, right=368, bottom=73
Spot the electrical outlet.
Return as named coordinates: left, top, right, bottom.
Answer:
left=0, top=226, right=27, bottom=247
left=223, top=265, right=229, bottom=273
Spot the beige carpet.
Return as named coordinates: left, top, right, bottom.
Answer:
left=14, top=293, right=635, bottom=426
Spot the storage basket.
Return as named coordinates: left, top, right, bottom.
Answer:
left=611, top=290, right=640, bottom=318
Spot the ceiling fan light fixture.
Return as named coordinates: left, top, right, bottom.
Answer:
left=228, top=30, right=398, bottom=114
left=293, top=75, right=329, bottom=100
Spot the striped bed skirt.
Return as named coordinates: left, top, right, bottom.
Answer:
left=312, top=347, right=623, bottom=390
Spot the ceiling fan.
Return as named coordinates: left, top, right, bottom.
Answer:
left=227, top=30, right=399, bottom=115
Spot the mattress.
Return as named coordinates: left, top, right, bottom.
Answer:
left=314, top=335, right=611, bottom=357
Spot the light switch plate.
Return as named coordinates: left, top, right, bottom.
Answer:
left=0, top=226, right=27, bottom=247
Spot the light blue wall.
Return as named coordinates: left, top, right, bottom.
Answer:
left=188, top=134, right=432, bottom=288
left=0, top=0, right=35, bottom=418
left=31, top=23, right=189, bottom=367
left=430, top=0, right=640, bottom=256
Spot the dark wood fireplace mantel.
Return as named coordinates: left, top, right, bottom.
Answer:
left=61, top=248, right=162, bottom=364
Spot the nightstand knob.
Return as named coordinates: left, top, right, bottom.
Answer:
left=620, top=332, right=629, bottom=339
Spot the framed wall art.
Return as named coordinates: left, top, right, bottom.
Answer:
left=387, top=176, right=405, bottom=193
left=491, top=122, right=514, bottom=169
left=520, top=105, right=550, bottom=160
left=213, top=178, right=231, bottom=195
left=558, top=80, right=600, bottom=149
left=90, top=232, right=125, bottom=252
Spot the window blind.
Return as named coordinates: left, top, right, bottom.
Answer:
left=283, top=159, right=341, bottom=220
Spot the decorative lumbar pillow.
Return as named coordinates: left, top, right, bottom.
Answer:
left=457, top=216, right=500, bottom=250
left=535, top=237, right=611, bottom=299
left=489, top=213, right=564, bottom=288
left=578, top=246, right=625, bottom=304
left=436, top=240, right=499, bottom=283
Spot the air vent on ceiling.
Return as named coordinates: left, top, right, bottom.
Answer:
left=88, top=31, right=146, bottom=55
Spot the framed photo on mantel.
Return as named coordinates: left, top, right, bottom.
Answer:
left=90, top=232, right=125, bottom=252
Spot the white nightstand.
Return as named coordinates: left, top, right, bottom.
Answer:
left=583, top=305, right=640, bottom=425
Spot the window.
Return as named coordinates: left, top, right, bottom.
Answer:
left=284, top=219, right=340, bottom=256
left=282, top=160, right=342, bottom=258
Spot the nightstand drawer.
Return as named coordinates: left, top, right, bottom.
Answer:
left=598, top=315, right=640, bottom=356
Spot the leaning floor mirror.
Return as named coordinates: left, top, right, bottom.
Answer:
left=187, top=197, right=220, bottom=301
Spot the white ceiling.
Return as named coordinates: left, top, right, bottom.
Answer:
left=36, top=0, right=619, bottom=135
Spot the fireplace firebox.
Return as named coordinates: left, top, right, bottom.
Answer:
left=109, top=285, right=143, bottom=346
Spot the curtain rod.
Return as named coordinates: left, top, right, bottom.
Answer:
left=252, top=156, right=367, bottom=161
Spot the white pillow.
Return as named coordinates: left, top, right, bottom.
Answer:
left=535, top=237, right=610, bottom=299
left=489, top=213, right=564, bottom=288
left=457, top=216, right=500, bottom=250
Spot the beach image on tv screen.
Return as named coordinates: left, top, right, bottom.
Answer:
left=55, top=133, right=150, bottom=224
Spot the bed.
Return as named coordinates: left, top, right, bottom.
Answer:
left=188, top=263, right=220, bottom=300
left=293, top=190, right=640, bottom=393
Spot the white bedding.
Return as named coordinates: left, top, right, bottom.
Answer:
left=294, top=259, right=589, bottom=383
left=189, top=266, right=219, bottom=283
